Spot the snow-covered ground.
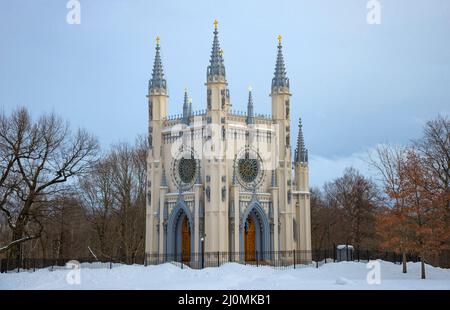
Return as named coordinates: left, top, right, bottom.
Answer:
left=1, top=261, right=449, bottom=290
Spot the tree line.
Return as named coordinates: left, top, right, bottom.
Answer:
left=311, top=115, right=450, bottom=278
left=1, top=107, right=449, bottom=278
left=0, top=108, right=146, bottom=263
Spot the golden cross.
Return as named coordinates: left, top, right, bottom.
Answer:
left=220, top=49, right=224, bottom=57
left=156, top=36, right=160, bottom=45
left=214, top=19, right=218, bottom=29
left=278, top=35, right=282, bottom=44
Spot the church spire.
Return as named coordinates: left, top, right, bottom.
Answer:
left=182, top=89, right=190, bottom=125
left=207, top=19, right=226, bottom=81
left=295, top=118, right=308, bottom=163
left=149, top=36, right=167, bottom=93
left=246, top=86, right=255, bottom=125
left=271, top=35, right=289, bottom=92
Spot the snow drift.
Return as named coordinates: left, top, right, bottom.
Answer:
left=0, top=260, right=449, bottom=290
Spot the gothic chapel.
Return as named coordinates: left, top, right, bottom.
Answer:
left=145, top=20, right=311, bottom=263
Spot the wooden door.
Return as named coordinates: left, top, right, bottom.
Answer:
left=244, top=217, right=255, bottom=261
left=182, top=217, right=190, bottom=262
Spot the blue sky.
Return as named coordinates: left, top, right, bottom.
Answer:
left=1, top=0, right=449, bottom=186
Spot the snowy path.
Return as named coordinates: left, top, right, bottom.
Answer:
left=1, top=261, right=449, bottom=290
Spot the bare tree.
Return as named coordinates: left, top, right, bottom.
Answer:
left=79, top=157, right=116, bottom=259
left=0, top=109, right=26, bottom=238
left=323, top=167, right=380, bottom=250
left=310, top=187, right=340, bottom=251
left=78, top=136, right=147, bottom=261
left=108, top=138, right=147, bottom=261
left=414, top=115, right=450, bottom=247
left=0, top=108, right=99, bottom=258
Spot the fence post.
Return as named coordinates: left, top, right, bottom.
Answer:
left=333, top=243, right=336, bottom=262
left=357, top=247, right=360, bottom=262
left=202, top=250, right=205, bottom=269
left=256, top=251, right=259, bottom=267
left=110, top=256, right=112, bottom=269
left=293, top=250, right=296, bottom=269
left=217, top=251, right=220, bottom=267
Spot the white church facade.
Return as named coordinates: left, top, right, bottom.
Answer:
left=145, top=21, right=311, bottom=263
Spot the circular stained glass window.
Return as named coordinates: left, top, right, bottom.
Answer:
left=238, top=156, right=259, bottom=184
left=178, top=157, right=197, bottom=184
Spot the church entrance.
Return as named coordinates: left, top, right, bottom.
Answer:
left=181, top=216, right=190, bottom=262
left=244, top=217, right=256, bottom=261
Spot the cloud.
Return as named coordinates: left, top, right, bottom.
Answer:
left=309, top=147, right=378, bottom=188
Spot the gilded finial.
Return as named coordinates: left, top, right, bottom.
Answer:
left=188, top=97, right=193, bottom=104
left=214, top=19, right=218, bottom=29
left=220, top=49, right=224, bottom=57
left=248, top=85, right=253, bottom=92
left=277, top=34, right=282, bottom=44
left=156, top=36, right=160, bottom=45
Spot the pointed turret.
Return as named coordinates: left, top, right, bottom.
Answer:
left=207, top=19, right=226, bottom=81
left=246, top=86, right=255, bottom=125
left=182, top=89, right=190, bottom=125
left=271, top=35, right=289, bottom=92
left=295, top=118, right=308, bottom=163
left=149, top=36, right=167, bottom=93
left=147, top=36, right=169, bottom=255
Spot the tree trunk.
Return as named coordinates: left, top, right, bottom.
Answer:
left=421, top=257, right=426, bottom=279
left=8, top=225, right=25, bottom=260
left=402, top=251, right=407, bottom=273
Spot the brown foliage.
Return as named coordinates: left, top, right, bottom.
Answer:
left=371, top=115, right=450, bottom=277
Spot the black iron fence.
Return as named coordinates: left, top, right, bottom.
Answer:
left=1, top=248, right=448, bottom=273
left=145, top=250, right=313, bottom=269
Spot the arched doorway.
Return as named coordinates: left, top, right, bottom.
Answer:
left=244, top=217, right=256, bottom=261
left=181, top=217, right=190, bottom=262
left=239, top=201, right=271, bottom=261
left=166, top=201, right=194, bottom=263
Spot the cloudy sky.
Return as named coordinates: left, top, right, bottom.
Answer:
left=1, top=0, right=449, bottom=187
